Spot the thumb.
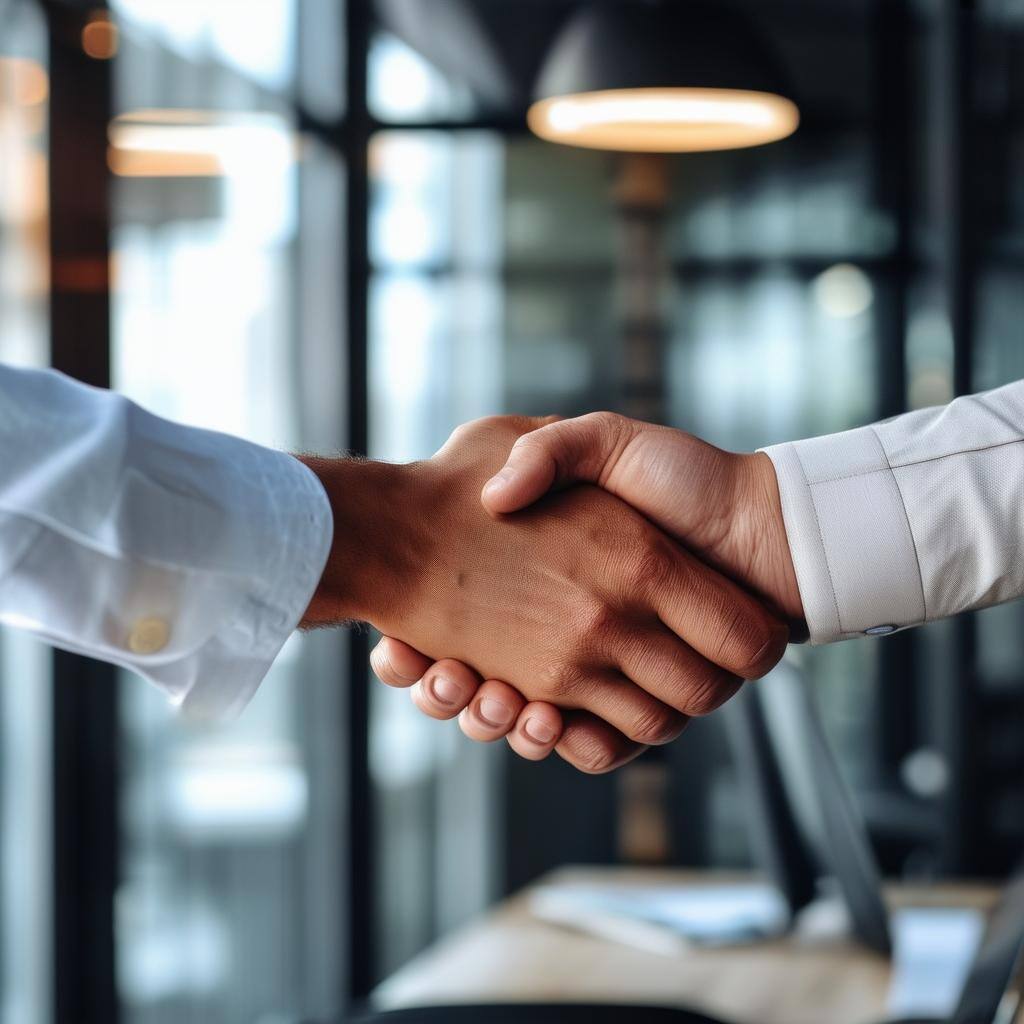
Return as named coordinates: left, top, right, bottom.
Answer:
left=481, top=412, right=638, bottom=515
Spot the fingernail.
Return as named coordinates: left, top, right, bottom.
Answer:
left=478, top=698, right=513, bottom=727
left=429, top=675, right=462, bottom=707
left=483, top=468, right=515, bottom=496
left=523, top=717, right=556, bottom=744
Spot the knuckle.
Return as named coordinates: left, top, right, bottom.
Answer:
left=569, top=737, right=620, bottom=774
left=575, top=599, right=621, bottom=645
left=623, top=539, right=673, bottom=597
left=683, top=668, right=740, bottom=716
left=538, top=660, right=585, bottom=699
left=629, top=704, right=685, bottom=745
left=446, top=415, right=524, bottom=450
left=510, top=432, right=546, bottom=461
left=733, top=615, right=788, bottom=679
left=586, top=410, right=625, bottom=435
left=473, top=413, right=518, bottom=433
left=482, top=413, right=547, bottom=440
left=444, top=420, right=475, bottom=447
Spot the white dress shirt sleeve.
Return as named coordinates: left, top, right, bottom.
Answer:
left=762, top=380, right=1024, bottom=644
left=0, top=364, right=333, bottom=717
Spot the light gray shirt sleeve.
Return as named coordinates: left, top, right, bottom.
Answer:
left=761, top=380, right=1024, bottom=644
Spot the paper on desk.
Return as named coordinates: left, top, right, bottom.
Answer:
left=884, top=907, right=985, bottom=1020
left=530, top=882, right=790, bottom=955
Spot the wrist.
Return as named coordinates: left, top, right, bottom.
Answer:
left=298, top=456, right=425, bottom=628
left=735, top=452, right=807, bottom=639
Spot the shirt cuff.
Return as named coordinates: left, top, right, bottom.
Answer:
left=761, top=425, right=927, bottom=644
left=175, top=451, right=333, bottom=719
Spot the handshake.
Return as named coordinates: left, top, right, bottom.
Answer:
left=301, top=413, right=804, bottom=775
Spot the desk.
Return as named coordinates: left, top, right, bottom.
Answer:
left=372, top=867, right=1000, bottom=1024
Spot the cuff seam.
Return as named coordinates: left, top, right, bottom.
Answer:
left=868, top=424, right=929, bottom=622
left=791, top=445, right=845, bottom=634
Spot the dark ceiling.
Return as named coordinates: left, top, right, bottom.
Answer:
left=374, top=0, right=880, bottom=121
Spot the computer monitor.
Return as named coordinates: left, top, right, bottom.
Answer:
left=721, top=674, right=817, bottom=921
left=722, top=659, right=892, bottom=955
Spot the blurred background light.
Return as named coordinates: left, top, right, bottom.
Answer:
left=900, top=748, right=951, bottom=800
left=0, top=57, right=48, bottom=107
left=82, top=11, right=119, bottom=61
left=907, top=309, right=955, bottom=409
left=812, top=263, right=875, bottom=319
left=529, top=2, right=799, bottom=153
left=167, top=744, right=307, bottom=840
left=530, top=87, right=799, bottom=153
left=107, top=109, right=298, bottom=178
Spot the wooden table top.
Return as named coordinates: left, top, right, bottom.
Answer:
left=372, top=866, right=1002, bottom=1024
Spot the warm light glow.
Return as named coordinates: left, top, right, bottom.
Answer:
left=0, top=57, right=49, bottom=107
left=108, top=109, right=299, bottom=178
left=82, top=11, right=119, bottom=60
left=813, top=263, right=874, bottom=319
left=528, top=87, right=799, bottom=153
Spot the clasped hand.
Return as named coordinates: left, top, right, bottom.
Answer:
left=325, top=414, right=802, bottom=774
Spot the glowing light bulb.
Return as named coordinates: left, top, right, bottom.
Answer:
left=528, top=87, right=799, bottom=153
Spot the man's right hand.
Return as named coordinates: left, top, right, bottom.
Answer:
left=303, top=415, right=788, bottom=774
left=481, top=412, right=805, bottom=634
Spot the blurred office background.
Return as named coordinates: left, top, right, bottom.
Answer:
left=0, top=0, right=1023, bottom=1021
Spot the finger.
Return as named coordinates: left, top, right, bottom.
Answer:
left=555, top=711, right=648, bottom=774
left=410, top=659, right=484, bottom=720
left=458, top=680, right=527, bottom=741
left=481, top=411, right=639, bottom=515
left=563, top=668, right=689, bottom=747
left=370, top=636, right=434, bottom=688
left=618, top=626, right=742, bottom=717
left=507, top=702, right=563, bottom=761
left=651, top=546, right=790, bottom=681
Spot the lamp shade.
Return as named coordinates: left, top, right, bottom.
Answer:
left=528, top=2, right=799, bottom=153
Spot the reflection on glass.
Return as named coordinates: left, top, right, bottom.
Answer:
left=668, top=135, right=893, bottom=260
left=369, top=31, right=476, bottom=123
left=112, top=0, right=296, bottom=89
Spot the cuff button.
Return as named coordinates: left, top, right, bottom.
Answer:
left=865, top=624, right=896, bottom=636
left=128, top=617, right=170, bottom=655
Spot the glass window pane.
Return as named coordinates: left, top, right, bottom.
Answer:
left=109, top=3, right=348, bottom=1020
